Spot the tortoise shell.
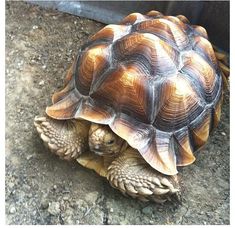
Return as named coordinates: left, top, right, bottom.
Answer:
left=46, top=11, right=223, bottom=175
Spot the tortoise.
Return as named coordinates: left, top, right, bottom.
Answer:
left=34, top=10, right=229, bottom=203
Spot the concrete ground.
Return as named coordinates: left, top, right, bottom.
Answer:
left=5, top=1, right=230, bottom=225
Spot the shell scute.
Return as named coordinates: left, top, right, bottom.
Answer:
left=46, top=90, right=82, bottom=119
left=212, top=94, right=223, bottom=129
left=113, top=32, right=178, bottom=76
left=176, top=15, right=190, bottom=24
left=90, top=63, right=154, bottom=123
left=120, top=13, right=149, bottom=25
left=192, top=25, right=208, bottom=39
left=181, top=52, right=218, bottom=103
left=52, top=63, right=75, bottom=104
left=146, top=10, right=164, bottom=18
left=163, top=16, right=188, bottom=31
left=90, top=24, right=130, bottom=43
left=135, top=18, right=189, bottom=50
left=77, top=99, right=115, bottom=124
left=141, top=131, right=177, bottom=175
left=192, top=36, right=217, bottom=68
left=190, top=109, right=211, bottom=151
left=153, top=74, right=205, bottom=132
left=75, top=44, right=110, bottom=96
left=110, top=113, right=153, bottom=150
left=174, top=129, right=196, bottom=166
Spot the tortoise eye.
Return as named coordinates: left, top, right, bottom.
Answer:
left=107, top=139, right=115, bottom=145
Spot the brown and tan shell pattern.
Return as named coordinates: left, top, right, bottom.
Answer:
left=46, top=11, right=224, bottom=175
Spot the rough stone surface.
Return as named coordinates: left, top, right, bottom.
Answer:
left=48, top=202, right=61, bottom=216
left=5, top=2, right=230, bottom=225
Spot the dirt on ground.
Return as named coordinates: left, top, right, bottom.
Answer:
left=5, top=1, right=230, bottom=225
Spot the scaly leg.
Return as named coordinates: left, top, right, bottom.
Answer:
left=34, top=116, right=90, bottom=160
left=106, top=148, right=180, bottom=203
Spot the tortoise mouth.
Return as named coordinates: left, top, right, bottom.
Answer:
left=89, top=145, right=106, bottom=155
left=92, top=148, right=104, bottom=156
left=90, top=146, right=117, bottom=157
left=94, top=151, right=105, bottom=156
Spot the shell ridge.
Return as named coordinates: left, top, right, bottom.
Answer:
left=173, top=129, right=196, bottom=166
left=46, top=88, right=83, bottom=120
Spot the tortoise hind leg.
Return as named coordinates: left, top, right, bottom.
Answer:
left=106, top=148, right=180, bottom=203
left=34, top=116, right=90, bottom=160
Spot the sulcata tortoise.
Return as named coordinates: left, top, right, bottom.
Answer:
left=34, top=10, right=229, bottom=203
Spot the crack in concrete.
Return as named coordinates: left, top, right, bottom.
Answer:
left=101, top=181, right=109, bottom=225
left=179, top=204, right=189, bottom=225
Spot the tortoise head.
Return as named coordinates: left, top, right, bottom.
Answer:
left=89, top=123, right=127, bottom=156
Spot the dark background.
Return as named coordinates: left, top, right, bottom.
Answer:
left=28, top=1, right=230, bottom=52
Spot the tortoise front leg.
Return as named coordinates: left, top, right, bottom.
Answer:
left=106, top=148, right=180, bottom=203
left=34, top=116, right=90, bottom=160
